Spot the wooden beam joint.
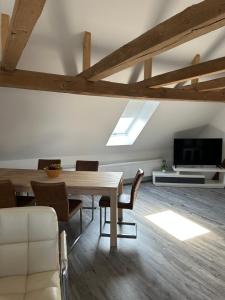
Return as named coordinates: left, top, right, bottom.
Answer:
left=144, top=59, right=152, bottom=79
left=83, top=31, right=91, bottom=71
left=191, top=54, right=201, bottom=88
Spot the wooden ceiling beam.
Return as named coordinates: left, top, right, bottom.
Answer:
left=191, top=54, right=201, bottom=87
left=144, top=59, right=152, bottom=79
left=77, top=0, right=225, bottom=81
left=184, top=76, right=225, bottom=91
left=1, top=0, right=46, bottom=71
left=0, top=69, right=225, bottom=103
left=1, top=14, right=10, bottom=54
left=83, top=31, right=91, bottom=71
left=136, top=56, right=225, bottom=88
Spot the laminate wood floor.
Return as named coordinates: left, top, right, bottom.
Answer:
left=65, top=183, right=225, bottom=300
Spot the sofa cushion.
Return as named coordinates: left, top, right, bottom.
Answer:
left=0, top=271, right=61, bottom=300
left=27, top=270, right=60, bottom=292
left=0, top=295, right=24, bottom=300
left=0, top=207, right=62, bottom=300
left=0, top=207, right=59, bottom=277
left=25, top=287, right=61, bottom=300
left=0, top=275, right=26, bottom=295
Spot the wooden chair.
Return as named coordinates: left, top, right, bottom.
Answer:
left=0, top=179, right=34, bottom=208
left=38, top=158, right=61, bottom=170
left=75, top=160, right=99, bottom=221
left=14, top=159, right=61, bottom=202
left=76, top=160, right=99, bottom=172
left=31, top=181, right=82, bottom=249
left=99, top=169, right=144, bottom=239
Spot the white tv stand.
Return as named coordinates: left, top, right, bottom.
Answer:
left=153, top=165, right=225, bottom=188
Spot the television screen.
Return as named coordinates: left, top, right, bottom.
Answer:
left=174, top=138, right=222, bottom=166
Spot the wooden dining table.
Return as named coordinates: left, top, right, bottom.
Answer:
left=0, top=168, right=123, bottom=249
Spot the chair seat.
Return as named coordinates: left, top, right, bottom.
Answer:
left=0, top=270, right=61, bottom=300
left=16, top=196, right=35, bottom=207
left=69, top=199, right=82, bottom=217
left=99, top=194, right=132, bottom=209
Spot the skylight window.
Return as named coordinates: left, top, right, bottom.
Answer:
left=107, top=100, right=159, bottom=146
left=113, top=117, right=134, bottom=135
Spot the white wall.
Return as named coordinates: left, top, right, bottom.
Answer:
left=0, top=84, right=222, bottom=169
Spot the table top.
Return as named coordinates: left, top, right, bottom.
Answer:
left=0, top=168, right=123, bottom=194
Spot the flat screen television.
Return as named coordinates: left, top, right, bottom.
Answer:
left=174, top=138, right=223, bottom=166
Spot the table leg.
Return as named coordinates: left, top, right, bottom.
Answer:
left=110, top=189, right=118, bottom=248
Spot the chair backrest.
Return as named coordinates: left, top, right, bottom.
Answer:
left=38, top=159, right=61, bottom=170
left=0, top=206, right=59, bottom=277
left=31, top=181, right=69, bottom=222
left=76, top=160, right=99, bottom=171
left=0, top=180, right=17, bottom=208
left=130, top=169, right=144, bottom=209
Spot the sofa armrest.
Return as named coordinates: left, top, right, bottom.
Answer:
left=60, top=231, right=68, bottom=275
left=60, top=231, right=68, bottom=300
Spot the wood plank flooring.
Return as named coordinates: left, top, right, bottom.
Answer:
left=65, top=183, right=225, bottom=300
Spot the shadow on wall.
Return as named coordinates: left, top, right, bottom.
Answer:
left=127, top=0, right=179, bottom=84
left=47, top=0, right=80, bottom=75
left=174, top=124, right=225, bottom=160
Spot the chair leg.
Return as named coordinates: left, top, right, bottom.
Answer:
left=100, top=208, right=137, bottom=239
left=80, top=208, right=83, bottom=234
left=118, top=208, right=123, bottom=222
left=100, top=207, right=102, bottom=236
left=69, top=209, right=83, bottom=253
left=104, top=207, right=107, bottom=223
left=91, top=195, right=94, bottom=221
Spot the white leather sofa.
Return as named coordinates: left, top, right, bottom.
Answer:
left=0, top=206, right=68, bottom=300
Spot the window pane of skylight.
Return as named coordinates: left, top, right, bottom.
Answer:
left=112, top=117, right=133, bottom=135
left=106, top=134, right=131, bottom=146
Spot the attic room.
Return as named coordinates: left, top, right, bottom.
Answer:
left=0, top=0, right=225, bottom=299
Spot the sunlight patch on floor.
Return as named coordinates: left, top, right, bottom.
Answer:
left=145, top=210, right=210, bottom=241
